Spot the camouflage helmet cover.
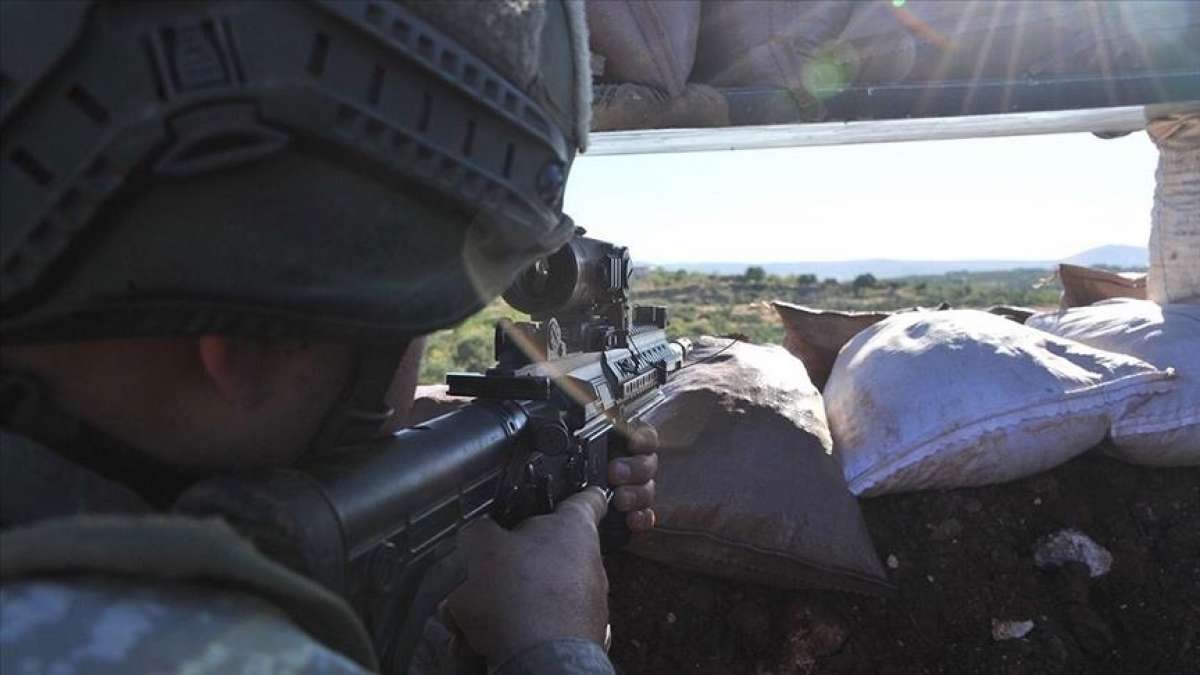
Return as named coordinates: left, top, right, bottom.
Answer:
left=0, top=0, right=591, bottom=344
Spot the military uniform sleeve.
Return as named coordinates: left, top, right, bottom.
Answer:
left=0, top=578, right=370, bottom=675
left=492, top=639, right=616, bottom=675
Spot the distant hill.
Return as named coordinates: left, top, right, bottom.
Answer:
left=1062, top=244, right=1148, bottom=268
left=649, top=244, right=1147, bottom=280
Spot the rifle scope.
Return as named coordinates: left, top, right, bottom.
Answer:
left=503, top=236, right=631, bottom=317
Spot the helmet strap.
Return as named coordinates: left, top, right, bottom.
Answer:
left=305, top=344, right=409, bottom=456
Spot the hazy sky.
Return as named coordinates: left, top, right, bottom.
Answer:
left=564, top=131, right=1158, bottom=263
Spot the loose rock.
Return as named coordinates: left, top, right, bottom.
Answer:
left=1034, top=529, right=1114, bottom=578
left=992, top=619, right=1035, bottom=641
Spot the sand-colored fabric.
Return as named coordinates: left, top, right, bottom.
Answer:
left=837, top=1, right=1199, bottom=86
left=1029, top=299, right=1200, bottom=466
left=628, top=337, right=888, bottom=595
left=693, top=0, right=854, bottom=92
left=586, top=0, right=699, bottom=98
left=1147, top=113, right=1200, bottom=306
left=773, top=302, right=890, bottom=391
left=1058, top=263, right=1147, bottom=309
left=826, top=311, right=1175, bottom=497
left=591, top=82, right=728, bottom=132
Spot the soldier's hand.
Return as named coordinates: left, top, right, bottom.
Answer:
left=609, top=421, right=658, bottom=532
left=444, top=487, right=610, bottom=667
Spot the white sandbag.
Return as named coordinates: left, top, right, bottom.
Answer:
left=825, top=310, right=1175, bottom=497
left=773, top=303, right=1025, bottom=391
left=1147, top=114, right=1200, bottom=305
left=1028, top=299, right=1200, bottom=466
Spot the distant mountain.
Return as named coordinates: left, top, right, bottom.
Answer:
left=1062, top=245, right=1148, bottom=269
left=649, top=245, right=1147, bottom=280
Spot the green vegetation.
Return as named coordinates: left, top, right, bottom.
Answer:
left=420, top=301, right=523, bottom=383
left=419, top=266, right=1078, bottom=384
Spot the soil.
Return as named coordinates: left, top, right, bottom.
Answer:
left=606, top=444, right=1200, bottom=674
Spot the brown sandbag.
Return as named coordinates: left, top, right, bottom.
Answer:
left=692, top=0, right=855, bottom=92
left=629, top=337, right=889, bottom=594
left=1058, top=263, right=1147, bottom=309
left=586, top=1, right=700, bottom=98
left=591, top=82, right=729, bottom=132
left=837, top=0, right=1200, bottom=87
left=772, top=302, right=889, bottom=391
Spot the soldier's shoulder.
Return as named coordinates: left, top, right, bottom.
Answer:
left=0, top=576, right=370, bottom=675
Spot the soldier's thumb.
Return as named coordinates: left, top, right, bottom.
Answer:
left=558, top=485, right=609, bottom=528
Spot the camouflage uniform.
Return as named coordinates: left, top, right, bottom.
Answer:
left=0, top=431, right=614, bottom=675
left=0, top=578, right=613, bottom=675
left=1, top=578, right=365, bottom=675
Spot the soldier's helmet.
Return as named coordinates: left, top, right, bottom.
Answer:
left=1, top=0, right=591, bottom=344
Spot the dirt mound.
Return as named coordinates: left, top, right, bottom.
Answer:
left=607, top=445, right=1199, bottom=674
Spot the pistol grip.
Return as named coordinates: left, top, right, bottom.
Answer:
left=599, top=499, right=631, bottom=552
left=598, top=427, right=634, bottom=552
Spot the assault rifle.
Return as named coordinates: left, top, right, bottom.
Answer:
left=176, top=231, right=691, bottom=673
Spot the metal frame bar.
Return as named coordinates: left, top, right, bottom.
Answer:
left=587, top=102, right=1199, bottom=156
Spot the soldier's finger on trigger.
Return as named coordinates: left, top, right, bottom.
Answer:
left=609, top=453, right=657, bottom=486
left=614, top=481, right=655, bottom=512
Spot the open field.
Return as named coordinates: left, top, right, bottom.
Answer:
left=419, top=266, right=1073, bottom=383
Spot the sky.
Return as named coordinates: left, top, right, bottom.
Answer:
left=564, top=131, right=1158, bottom=264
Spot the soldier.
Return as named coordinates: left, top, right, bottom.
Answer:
left=0, top=1, right=657, bottom=673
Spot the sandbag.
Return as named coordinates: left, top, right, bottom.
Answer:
left=825, top=310, right=1175, bottom=497
left=1147, top=114, right=1200, bottom=305
left=773, top=302, right=889, bottom=391
left=692, top=0, right=854, bottom=92
left=1028, top=299, right=1200, bottom=466
left=591, top=82, right=729, bottom=132
left=837, top=1, right=1200, bottom=87
left=1058, top=263, right=1147, bottom=309
left=773, top=303, right=1008, bottom=391
left=586, top=1, right=700, bottom=98
left=630, top=337, right=887, bottom=594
